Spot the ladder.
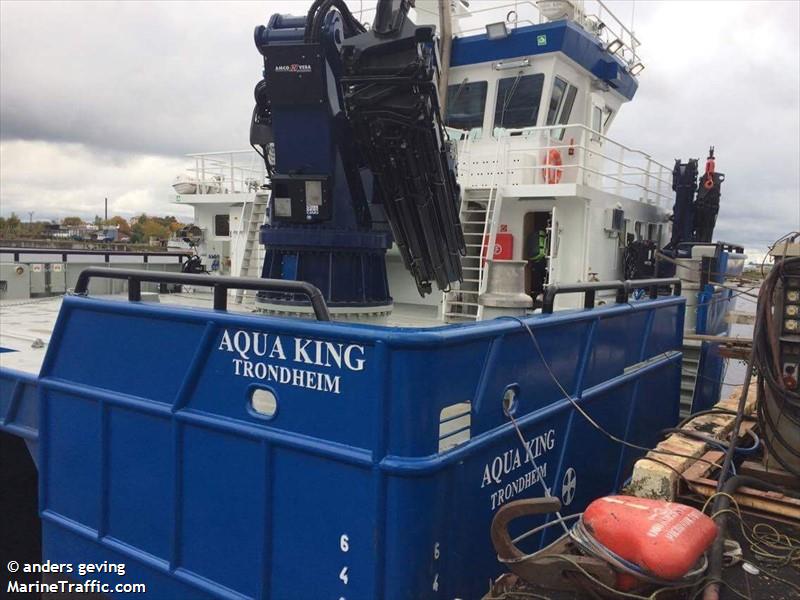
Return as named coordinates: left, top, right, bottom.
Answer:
left=442, top=188, right=500, bottom=322
left=679, top=341, right=702, bottom=417
left=442, top=131, right=511, bottom=323
left=234, top=190, right=269, bottom=304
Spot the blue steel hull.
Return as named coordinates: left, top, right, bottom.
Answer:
left=689, top=284, right=735, bottom=413
left=1, top=294, right=684, bottom=599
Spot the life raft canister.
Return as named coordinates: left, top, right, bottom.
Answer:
left=544, top=148, right=563, bottom=184
left=583, top=495, right=717, bottom=582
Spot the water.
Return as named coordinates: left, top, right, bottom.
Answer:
left=722, top=289, right=757, bottom=392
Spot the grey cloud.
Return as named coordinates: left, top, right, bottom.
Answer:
left=611, top=0, right=800, bottom=249
left=0, top=1, right=277, bottom=156
left=0, top=0, right=798, bottom=248
left=0, top=140, right=193, bottom=220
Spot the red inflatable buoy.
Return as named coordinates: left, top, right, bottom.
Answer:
left=582, top=495, right=717, bottom=581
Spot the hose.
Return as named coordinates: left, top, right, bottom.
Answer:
left=704, top=253, right=800, bottom=599
left=305, top=0, right=365, bottom=44
left=660, top=427, right=760, bottom=456
left=701, top=300, right=760, bottom=598
left=676, top=407, right=737, bottom=429
left=304, top=0, right=328, bottom=42
left=703, top=475, right=785, bottom=600
left=569, top=519, right=708, bottom=587
left=753, top=255, right=800, bottom=477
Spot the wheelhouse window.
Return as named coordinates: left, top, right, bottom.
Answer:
left=604, top=108, right=615, bottom=130
left=215, top=214, right=230, bottom=237
left=546, top=76, right=578, bottom=140
left=647, top=223, right=657, bottom=241
left=591, top=105, right=603, bottom=142
left=493, top=73, right=545, bottom=134
left=445, top=80, right=488, bottom=139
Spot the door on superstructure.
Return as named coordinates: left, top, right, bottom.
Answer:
left=584, top=97, right=606, bottom=188
left=522, top=210, right=554, bottom=308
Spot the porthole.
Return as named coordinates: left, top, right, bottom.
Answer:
left=250, top=387, right=277, bottom=418
left=502, top=385, right=520, bottom=416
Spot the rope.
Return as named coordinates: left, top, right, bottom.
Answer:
left=702, top=492, right=800, bottom=573
left=505, top=409, right=570, bottom=535
left=500, top=316, right=735, bottom=473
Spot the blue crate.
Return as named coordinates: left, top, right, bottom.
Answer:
left=1, top=293, right=684, bottom=599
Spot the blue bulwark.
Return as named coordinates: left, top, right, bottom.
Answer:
left=451, top=20, right=638, bottom=100
left=3, top=291, right=683, bottom=600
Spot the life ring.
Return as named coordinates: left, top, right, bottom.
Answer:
left=544, top=149, right=563, bottom=184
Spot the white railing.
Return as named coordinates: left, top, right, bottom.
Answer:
left=352, top=1, right=642, bottom=70
left=450, top=1, right=640, bottom=69
left=585, top=0, right=641, bottom=66
left=182, top=150, right=267, bottom=195
left=453, top=123, right=673, bottom=209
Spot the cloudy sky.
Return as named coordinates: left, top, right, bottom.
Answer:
left=1, top=0, right=798, bottom=253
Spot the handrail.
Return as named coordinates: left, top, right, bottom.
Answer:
left=179, top=150, right=267, bottom=195
left=185, top=150, right=255, bottom=157
left=353, top=0, right=640, bottom=66
left=542, top=277, right=682, bottom=314
left=448, top=0, right=640, bottom=65
left=592, top=0, right=640, bottom=62
left=489, top=123, right=671, bottom=173
left=0, top=248, right=190, bottom=262
left=455, top=123, right=673, bottom=208
left=596, top=0, right=640, bottom=44
left=675, top=241, right=745, bottom=255
left=73, top=267, right=331, bottom=321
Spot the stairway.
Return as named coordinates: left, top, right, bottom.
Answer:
left=679, top=342, right=702, bottom=417
left=234, top=190, right=269, bottom=304
left=442, top=189, right=495, bottom=322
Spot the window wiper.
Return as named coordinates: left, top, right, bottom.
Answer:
left=450, top=77, right=469, bottom=106
left=499, top=72, right=522, bottom=129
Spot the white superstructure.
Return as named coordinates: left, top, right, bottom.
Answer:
left=175, top=0, right=672, bottom=322
left=172, top=150, right=268, bottom=277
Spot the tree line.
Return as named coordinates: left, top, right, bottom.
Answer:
left=0, top=213, right=187, bottom=243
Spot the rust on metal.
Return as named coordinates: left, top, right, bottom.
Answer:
left=489, top=497, right=616, bottom=592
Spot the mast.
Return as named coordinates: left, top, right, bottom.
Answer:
left=438, top=0, right=453, bottom=117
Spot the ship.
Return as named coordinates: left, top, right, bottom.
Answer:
left=1, top=1, right=751, bottom=599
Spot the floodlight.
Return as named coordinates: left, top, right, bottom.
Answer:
left=606, top=38, right=624, bottom=54
left=486, top=22, right=509, bottom=40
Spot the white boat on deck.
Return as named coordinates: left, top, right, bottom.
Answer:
left=172, top=150, right=268, bottom=277
left=172, top=174, right=224, bottom=195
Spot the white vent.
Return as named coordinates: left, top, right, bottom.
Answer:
left=438, top=402, right=471, bottom=453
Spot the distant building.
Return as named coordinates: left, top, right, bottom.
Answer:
left=47, top=221, right=110, bottom=241
left=93, top=227, right=119, bottom=242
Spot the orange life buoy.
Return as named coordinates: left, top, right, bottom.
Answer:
left=544, top=148, right=563, bottom=184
